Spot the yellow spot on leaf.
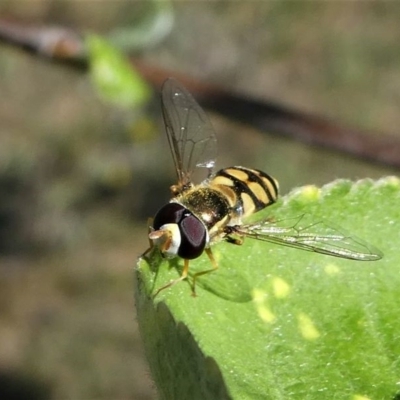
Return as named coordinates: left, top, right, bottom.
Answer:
left=381, top=176, right=400, bottom=188
left=252, top=289, right=265, bottom=303
left=252, top=289, right=276, bottom=324
left=258, top=306, right=276, bottom=324
left=297, top=312, right=320, bottom=340
left=353, top=395, right=371, bottom=400
left=272, top=277, right=290, bottom=298
left=324, top=263, right=341, bottom=276
left=300, top=185, right=320, bottom=201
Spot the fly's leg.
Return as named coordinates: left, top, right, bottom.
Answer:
left=191, top=248, right=219, bottom=297
left=141, top=218, right=154, bottom=258
left=224, top=225, right=245, bottom=246
left=153, top=259, right=190, bottom=298
left=226, top=235, right=244, bottom=245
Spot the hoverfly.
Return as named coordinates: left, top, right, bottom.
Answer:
left=146, top=78, right=382, bottom=296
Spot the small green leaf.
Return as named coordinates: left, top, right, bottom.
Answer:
left=106, top=0, right=174, bottom=51
left=135, top=177, right=400, bottom=399
left=86, top=35, right=151, bottom=107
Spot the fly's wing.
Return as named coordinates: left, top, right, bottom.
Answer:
left=231, top=215, right=382, bottom=261
left=161, top=78, right=217, bottom=191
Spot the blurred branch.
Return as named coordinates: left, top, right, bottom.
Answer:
left=1, top=17, right=400, bottom=169
left=0, top=17, right=86, bottom=67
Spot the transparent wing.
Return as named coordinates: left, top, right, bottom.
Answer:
left=161, top=78, right=217, bottom=189
left=229, top=215, right=382, bottom=261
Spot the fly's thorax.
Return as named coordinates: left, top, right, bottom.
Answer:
left=174, top=187, right=232, bottom=234
left=209, top=166, right=279, bottom=219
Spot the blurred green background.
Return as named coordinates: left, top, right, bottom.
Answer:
left=0, top=2, right=399, bottom=399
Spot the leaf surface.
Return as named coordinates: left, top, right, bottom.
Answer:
left=135, top=177, right=400, bottom=400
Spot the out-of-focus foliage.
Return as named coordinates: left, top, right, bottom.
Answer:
left=106, top=0, right=174, bottom=51
left=87, top=35, right=151, bottom=107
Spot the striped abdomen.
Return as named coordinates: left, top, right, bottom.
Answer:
left=209, top=166, right=279, bottom=219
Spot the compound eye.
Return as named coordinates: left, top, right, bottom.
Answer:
left=153, top=203, right=185, bottom=230
left=178, top=214, right=207, bottom=259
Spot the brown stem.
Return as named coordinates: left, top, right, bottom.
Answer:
left=1, top=17, right=399, bottom=169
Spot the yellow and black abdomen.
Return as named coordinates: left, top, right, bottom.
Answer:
left=209, top=166, right=279, bottom=219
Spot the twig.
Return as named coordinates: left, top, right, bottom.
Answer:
left=1, top=17, right=399, bottom=169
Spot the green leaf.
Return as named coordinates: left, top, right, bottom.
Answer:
left=86, top=35, right=151, bottom=107
left=106, top=0, right=174, bottom=51
left=135, top=177, right=400, bottom=400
